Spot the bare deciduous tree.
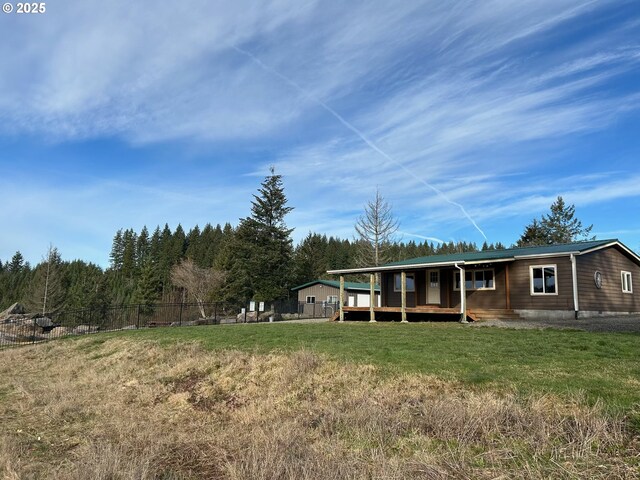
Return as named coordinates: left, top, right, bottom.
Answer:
left=355, top=189, right=399, bottom=268
left=171, top=259, right=225, bottom=318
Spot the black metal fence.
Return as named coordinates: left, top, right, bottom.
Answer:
left=0, top=299, right=338, bottom=350
left=0, top=302, right=245, bottom=350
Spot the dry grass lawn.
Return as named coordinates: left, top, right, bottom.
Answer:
left=1, top=337, right=638, bottom=479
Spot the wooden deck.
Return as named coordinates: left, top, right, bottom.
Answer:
left=330, top=307, right=521, bottom=322
left=330, top=306, right=462, bottom=322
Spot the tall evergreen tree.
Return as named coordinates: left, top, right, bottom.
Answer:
left=65, top=260, right=107, bottom=311
left=134, top=258, right=161, bottom=309
left=517, top=196, right=594, bottom=246
left=109, top=230, right=125, bottom=269
left=136, top=226, right=151, bottom=268
left=293, top=232, right=329, bottom=285
left=227, top=167, right=294, bottom=303
left=121, top=229, right=137, bottom=278
left=8, top=251, right=25, bottom=273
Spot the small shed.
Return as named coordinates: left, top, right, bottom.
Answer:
left=292, top=280, right=381, bottom=316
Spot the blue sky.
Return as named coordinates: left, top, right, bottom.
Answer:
left=1, top=0, right=639, bottom=268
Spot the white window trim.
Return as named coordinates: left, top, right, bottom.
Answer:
left=327, top=295, right=338, bottom=303
left=530, top=264, right=558, bottom=296
left=621, top=271, right=633, bottom=294
left=453, top=269, right=496, bottom=291
left=306, top=296, right=316, bottom=304
left=393, top=273, right=415, bottom=292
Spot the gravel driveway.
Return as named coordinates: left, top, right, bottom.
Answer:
left=473, top=315, right=640, bottom=333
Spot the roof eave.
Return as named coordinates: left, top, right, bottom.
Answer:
left=328, top=260, right=467, bottom=275
left=579, top=241, right=640, bottom=265
left=513, top=251, right=578, bottom=260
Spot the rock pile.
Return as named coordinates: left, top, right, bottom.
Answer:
left=0, top=303, right=107, bottom=347
left=235, top=310, right=283, bottom=323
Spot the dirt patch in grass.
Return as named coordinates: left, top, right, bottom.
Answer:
left=0, top=338, right=638, bottom=479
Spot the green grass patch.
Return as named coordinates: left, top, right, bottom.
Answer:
left=99, top=322, right=640, bottom=411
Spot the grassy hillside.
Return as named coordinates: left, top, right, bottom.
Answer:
left=1, top=323, right=639, bottom=479
left=112, top=322, right=640, bottom=409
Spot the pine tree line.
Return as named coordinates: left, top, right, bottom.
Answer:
left=1, top=229, right=506, bottom=312
left=1, top=184, right=590, bottom=313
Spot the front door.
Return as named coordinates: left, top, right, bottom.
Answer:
left=427, top=270, right=441, bottom=304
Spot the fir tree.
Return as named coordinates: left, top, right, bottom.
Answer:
left=293, top=232, right=329, bottom=285
left=136, top=226, right=150, bottom=268
left=134, top=259, right=161, bottom=311
left=517, top=196, right=594, bottom=246
left=8, top=251, right=25, bottom=273
left=109, top=230, right=125, bottom=269
left=228, top=167, right=294, bottom=302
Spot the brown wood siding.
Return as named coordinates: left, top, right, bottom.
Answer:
left=509, top=256, right=574, bottom=310
left=382, top=271, right=419, bottom=307
left=451, top=265, right=507, bottom=309
left=577, top=247, right=640, bottom=312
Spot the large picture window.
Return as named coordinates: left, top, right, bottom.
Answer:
left=454, top=269, right=495, bottom=290
left=622, top=271, right=633, bottom=294
left=530, top=265, right=557, bottom=295
left=394, top=273, right=415, bottom=292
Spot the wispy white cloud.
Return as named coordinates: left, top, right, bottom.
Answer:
left=1, top=0, right=639, bottom=262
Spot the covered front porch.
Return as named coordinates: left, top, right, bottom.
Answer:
left=329, top=261, right=514, bottom=322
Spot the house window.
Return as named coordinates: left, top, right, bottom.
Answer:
left=306, top=296, right=316, bottom=304
left=327, top=295, right=338, bottom=303
left=621, top=271, right=633, bottom=294
left=530, top=265, right=557, bottom=295
left=454, top=269, right=495, bottom=290
left=394, top=273, right=415, bottom=292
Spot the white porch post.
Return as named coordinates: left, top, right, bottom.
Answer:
left=456, top=264, right=468, bottom=323
left=570, top=254, right=579, bottom=319
left=369, top=273, right=376, bottom=322
left=401, top=271, right=408, bottom=322
left=339, top=275, right=345, bottom=322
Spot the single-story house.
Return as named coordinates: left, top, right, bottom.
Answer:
left=292, top=279, right=381, bottom=316
left=327, top=239, right=640, bottom=321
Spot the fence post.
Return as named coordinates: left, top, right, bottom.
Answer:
left=136, top=305, right=141, bottom=329
left=178, top=302, right=183, bottom=327
left=32, top=317, right=37, bottom=344
left=214, top=303, right=218, bottom=324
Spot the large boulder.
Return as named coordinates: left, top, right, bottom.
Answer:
left=47, top=326, right=72, bottom=338
left=73, top=325, right=99, bottom=335
left=4, top=324, right=46, bottom=342
left=236, top=311, right=258, bottom=323
left=35, top=317, right=54, bottom=328
left=258, top=311, right=282, bottom=322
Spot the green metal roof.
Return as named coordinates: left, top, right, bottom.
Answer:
left=292, top=279, right=380, bottom=292
left=383, top=239, right=615, bottom=268
left=327, top=239, right=640, bottom=274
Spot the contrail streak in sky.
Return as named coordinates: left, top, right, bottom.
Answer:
left=398, top=231, right=445, bottom=244
left=231, top=44, right=487, bottom=241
